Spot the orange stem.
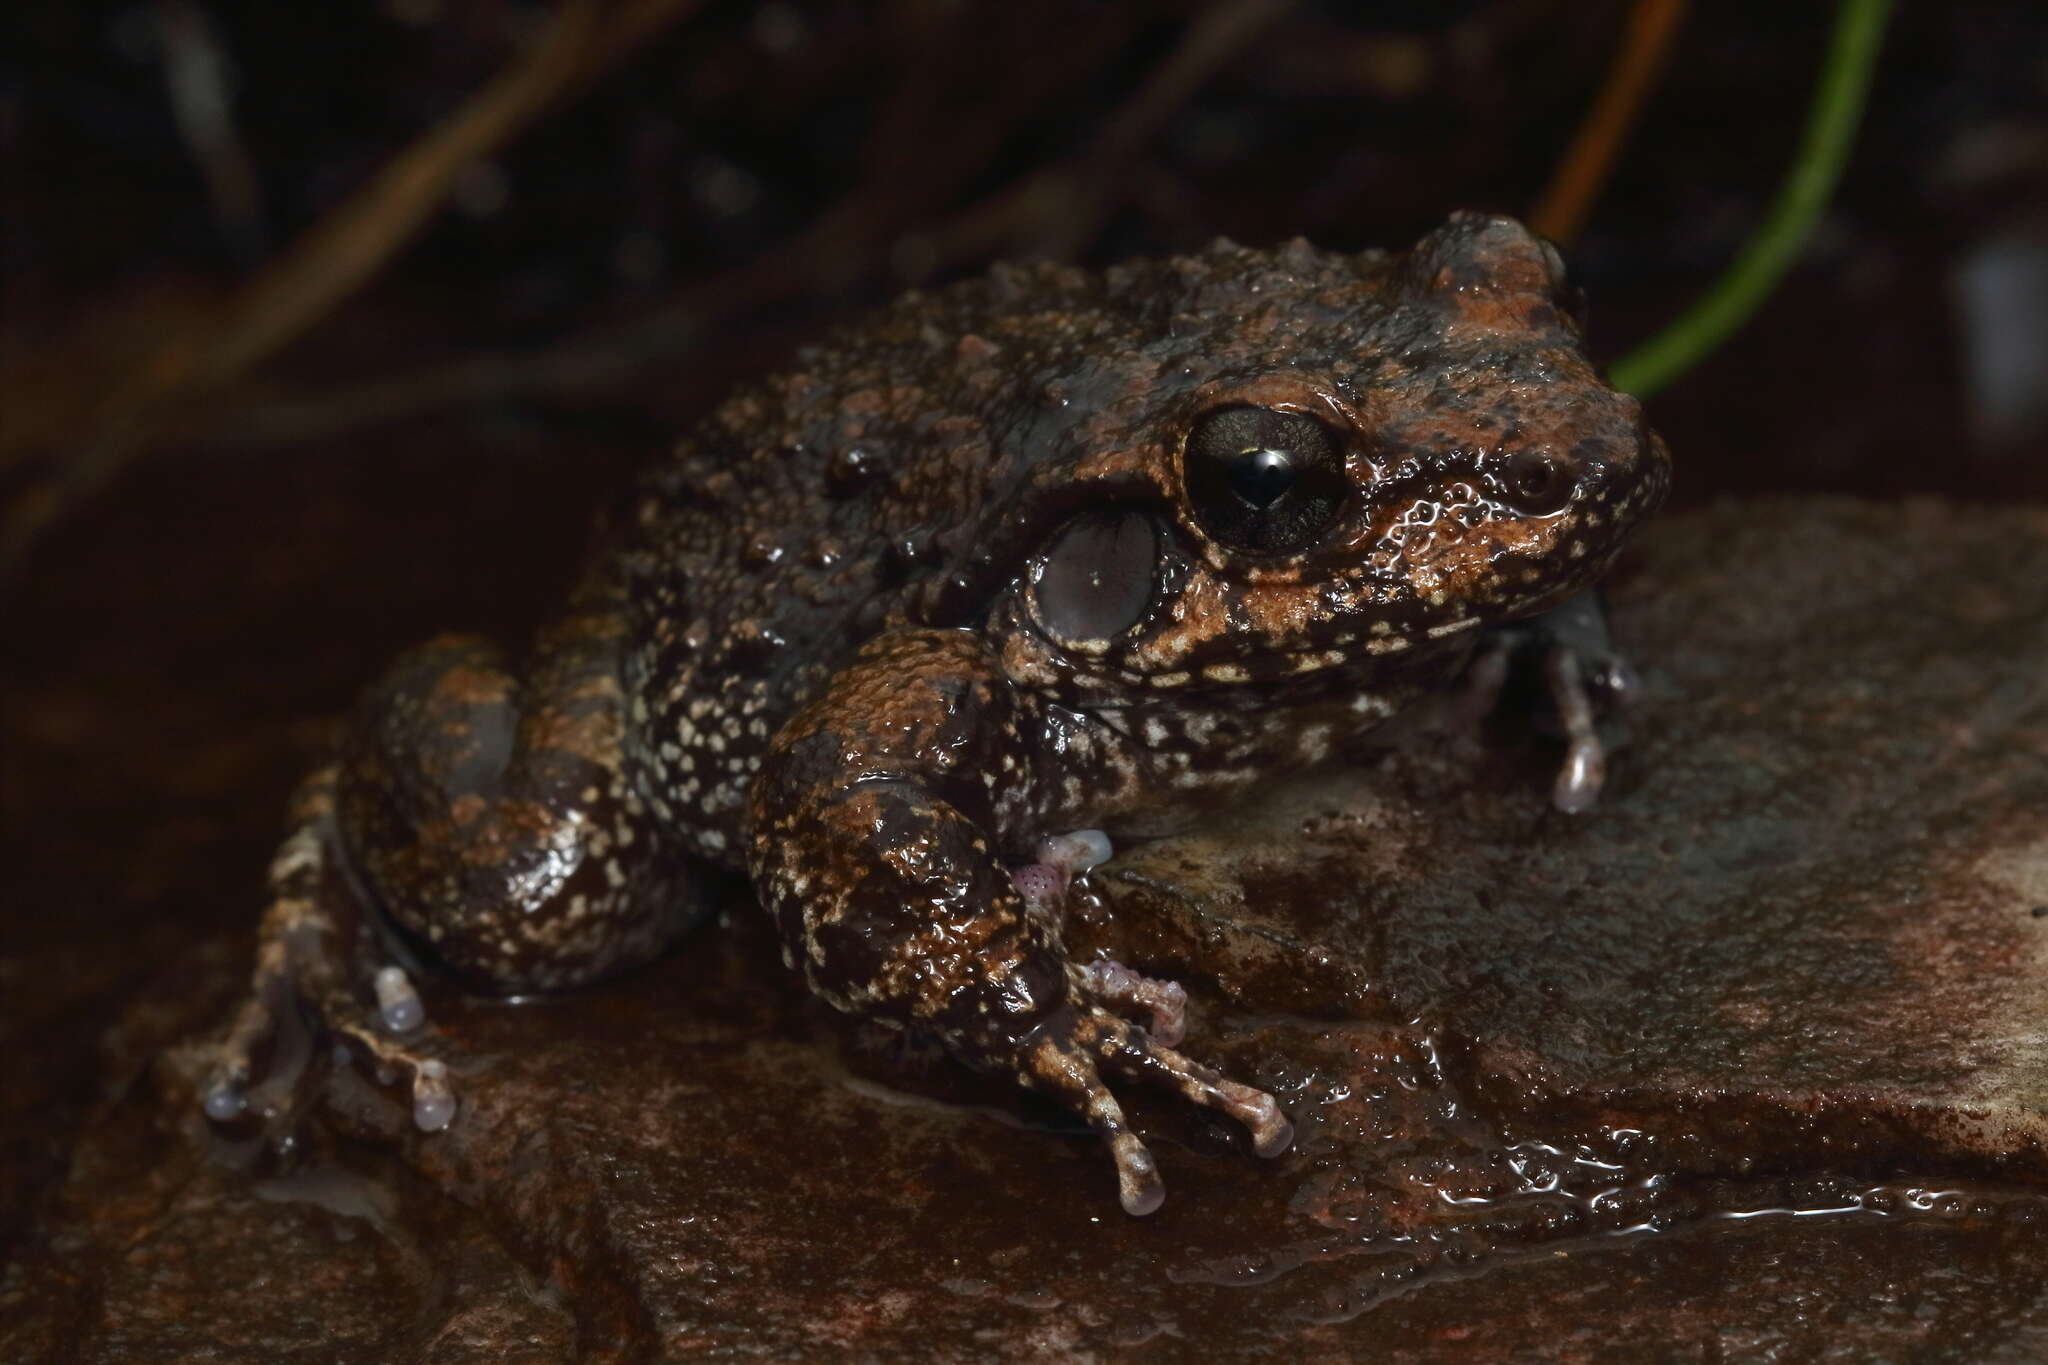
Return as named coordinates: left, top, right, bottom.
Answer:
left=1528, top=0, right=1690, bottom=246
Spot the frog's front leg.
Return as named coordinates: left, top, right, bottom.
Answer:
left=205, top=598, right=696, bottom=1137
left=1466, top=590, right=1644, bottom=813
left=746, top=629, right=1292, bottom=1216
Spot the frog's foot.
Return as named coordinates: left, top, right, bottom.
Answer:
left=200, top=775, right=459, bottom=1141
left=204, top=929, right=457, bottom=1139
left=1014, top=1004, right=1292, bottom=1216
left=1470, top=592, right=1643, bottom=813
left=203, top=923, right=458, bottom=1140
left=1009, top=830, right=1188, bottom=1044
left=1542, top=642, right=1640, bottom=814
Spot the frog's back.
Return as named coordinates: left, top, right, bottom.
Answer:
left=608, top=243, right=1393, bottom=853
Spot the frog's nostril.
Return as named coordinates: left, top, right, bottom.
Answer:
left=1502, top=451, right=1573, bottom=515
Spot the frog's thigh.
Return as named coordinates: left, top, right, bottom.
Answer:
left=338, top=618, right=699, bottom=994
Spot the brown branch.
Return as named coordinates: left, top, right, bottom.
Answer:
left=1527, top=0, right=1689, bottom=246
left=2, top=0, right=699, bottom=576
left=200, top=0, right=695, bottom=386
left=186, top=0, right=1289, bottom=456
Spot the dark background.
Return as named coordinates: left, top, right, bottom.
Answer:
left=2, top=0, right=2045, bottom=1256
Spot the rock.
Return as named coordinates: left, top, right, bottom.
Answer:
left=7, top=497, right=2048, bottom=1361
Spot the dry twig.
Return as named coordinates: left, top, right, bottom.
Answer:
left=190, top=0, right=1286, bottom=458
left=3, top=0, right=699, bottom=575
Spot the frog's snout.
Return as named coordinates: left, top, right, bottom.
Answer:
left=1554, top=429, right=1670, bottom=564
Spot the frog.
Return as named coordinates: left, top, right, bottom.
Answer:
left=200, top=212, right=1670, bottom=1216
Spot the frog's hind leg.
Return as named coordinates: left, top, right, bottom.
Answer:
left=335, top=602, right=699, bottom=997
left=202, top=767, right=457, bottom=1138
left=207, top=593, right=699, bottom=1141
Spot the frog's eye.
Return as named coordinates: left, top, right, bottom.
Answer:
left=1183, top=406, right=1347, bottom=555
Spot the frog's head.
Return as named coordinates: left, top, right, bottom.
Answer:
left=1004, top=213, right=1669, bottom=694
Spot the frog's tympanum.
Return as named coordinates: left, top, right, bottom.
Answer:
left=204, top=214, right=1669, bottom=1215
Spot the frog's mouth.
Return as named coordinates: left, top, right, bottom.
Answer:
left=1081, top=597, right=1499, bottom=699
left=1021, top=418, right=1667, bottom=695
left=1088, top=486, right=1648, bottom=693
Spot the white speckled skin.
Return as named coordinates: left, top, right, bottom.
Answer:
left=206, top=214, right=1669, bottom=1215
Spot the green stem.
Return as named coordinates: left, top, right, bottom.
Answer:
left=1606, top=0, right=1893, bottom=398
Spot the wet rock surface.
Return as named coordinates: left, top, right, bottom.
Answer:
left=6, top=496, right=2048, bottom=1361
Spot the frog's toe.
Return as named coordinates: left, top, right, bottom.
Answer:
left=310, top=1013, right=457, bottom=1133
left=201, top=1054, right=263, bottom=1126
left=202, top=940, right=321, bottom=1134
left=1075, top=1007, right=1293, bottom=1159
left=407, top=1057, right=457, bottom=1131
left=1018, top=1021, right=1165, bottom=1216
left=373, top=965, right=427, bottom=1033
left=1017, top=1002, right=1292, bottom=1214
left=202, top=996, right=271, bottom=1122
left=1010, top=828, right=1115, bottom=916
left=1037, top=829, right=1113, bottom=878
left=1074, top=956, right=1188, bottom=1046
left=1010, top=862, right=1066, bottom=915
